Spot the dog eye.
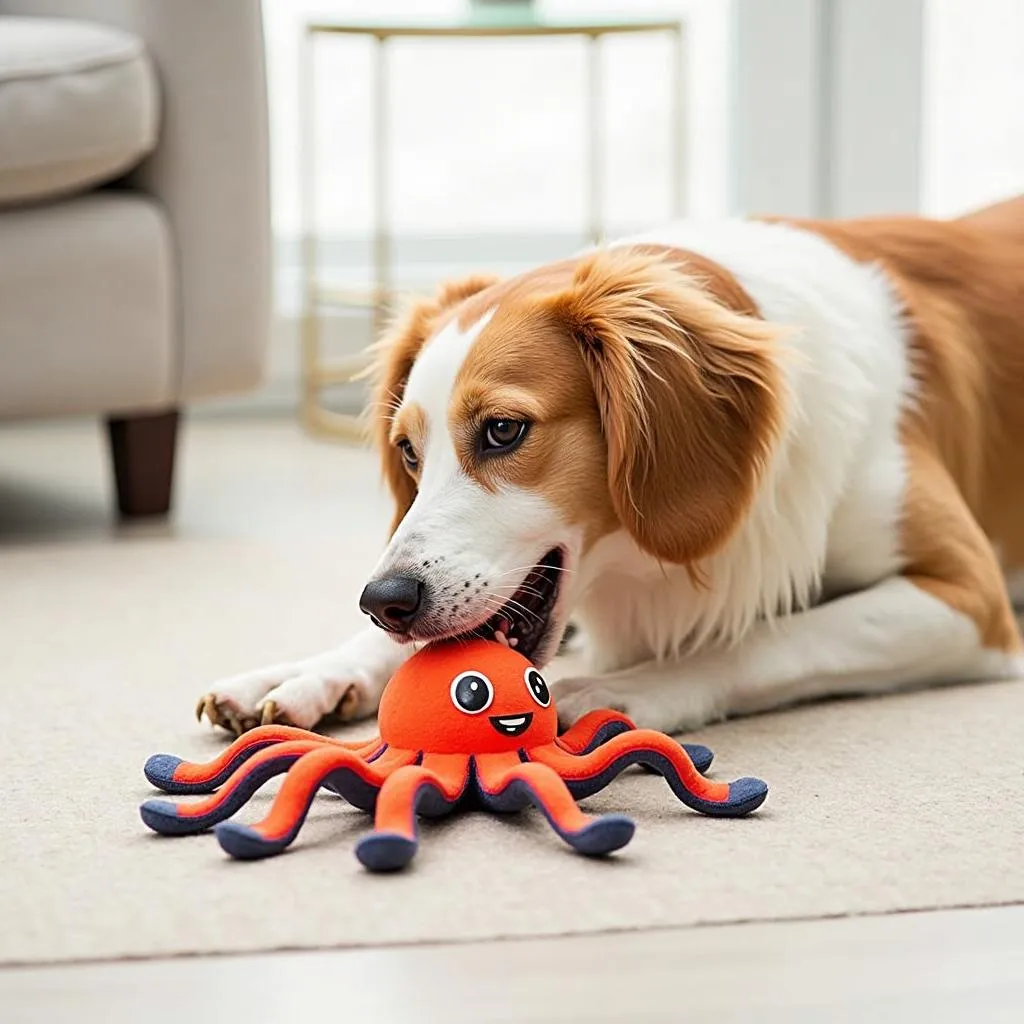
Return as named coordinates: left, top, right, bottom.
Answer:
left=450, top=671, right=494, bottom=715
left=396, top=438, right=419, bottom=471
left=481, top=418, right=528, bottom=454
left=524, top=667, right=551, bottom=708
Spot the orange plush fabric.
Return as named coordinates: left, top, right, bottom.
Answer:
left=141, top=640, right=767, bottom=872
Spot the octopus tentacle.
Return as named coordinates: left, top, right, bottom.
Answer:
left=530, top=732, right=767, bottom=816
left=556, top=710, right=635, bottom=754
left=215, top=745, right=418, bottom=860
left=675, top=742, right=714, bottom=775
left=144, top=725, right=382, bottom=795
left=320, top=744, right=414, bottom=812
left=355, top=753, right=470, bottom=872
left=140, top=739, right=324, bottom=835
left=555, top=709, right=714, bottom=773
left=474, top=752, right=635, bottom=856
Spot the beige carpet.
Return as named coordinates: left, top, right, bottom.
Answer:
left=4, top=535, right=1024, bottom=967
left=2, top=421, right=1023, bottom=967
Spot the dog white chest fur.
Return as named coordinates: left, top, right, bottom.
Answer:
left=199, top=216, right=1022, bottom=736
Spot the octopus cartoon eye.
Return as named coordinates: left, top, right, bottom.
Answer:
left=524, top=667, right=551, bottom=708
left=450, top=671, right=494, bottom=715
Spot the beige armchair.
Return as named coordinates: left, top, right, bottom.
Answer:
left=0, top=0, right=270, bottom=516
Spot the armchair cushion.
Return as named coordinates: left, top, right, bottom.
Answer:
left=0, top=16, right=158, bottom=206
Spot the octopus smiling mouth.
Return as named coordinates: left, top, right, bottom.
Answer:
left=461, top=548, right=564, bottom=662
left=489, top=712, right=533, bottom=737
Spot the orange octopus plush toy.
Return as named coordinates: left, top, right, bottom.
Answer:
left=141, top=639, right=767, bottom=871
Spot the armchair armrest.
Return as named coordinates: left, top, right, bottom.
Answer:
left=1, top=0, right=272, bottom=400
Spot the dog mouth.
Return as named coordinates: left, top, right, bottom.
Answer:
left=458, top=547, right=565, bottom=662
left=489, top=712, right=533, bottom=737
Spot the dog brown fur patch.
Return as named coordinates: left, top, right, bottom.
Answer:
left=448, top=246, right=786, bottom=564
left=777, top=200, right=1024, bottom=650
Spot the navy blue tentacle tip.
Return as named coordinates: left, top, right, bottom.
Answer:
left=215, top=822, right=286, bottom=860
left=705, top=777, right=768, bottom=818
left=355, top=832, right=418, bottom=872
left=566, top=814, right=636, bottom=856
left=143, top=754, right=188, bottom=793
left=728, top=777, right=769, bottom=814
left=681, top=743, right=714, bottom=775
left=140, top=799, right=194, bottom=836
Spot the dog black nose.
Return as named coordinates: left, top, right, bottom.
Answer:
left=359, top=575, right=424, bottom=632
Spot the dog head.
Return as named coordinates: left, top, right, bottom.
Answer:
left=360, top=247, right=784, bottom=665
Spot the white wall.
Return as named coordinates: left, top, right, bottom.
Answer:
left=922, top=0, right=1024, bottom=217
left=731, top=0, right=924, bottom=218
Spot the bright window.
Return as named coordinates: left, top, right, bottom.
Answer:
left=263, top=0, right=731, bottom=314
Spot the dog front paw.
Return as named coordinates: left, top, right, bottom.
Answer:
left=196, top=660, right=369, bottom=735
left=255, top=671, right=366, bottom=732
left=196, top=661, right=302, bottom=735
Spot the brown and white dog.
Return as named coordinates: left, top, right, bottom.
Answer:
left=199, top=196, right=1024, bottom=736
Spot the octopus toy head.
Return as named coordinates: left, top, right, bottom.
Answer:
left=378, top=639, right=557, bottom=755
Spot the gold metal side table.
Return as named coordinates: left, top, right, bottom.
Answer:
left=299, top=16, right=686, bottom=441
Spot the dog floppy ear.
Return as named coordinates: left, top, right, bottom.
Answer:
left=544, top=248, right=785, bottom=565
left=367, top=275, right=500, bottom=535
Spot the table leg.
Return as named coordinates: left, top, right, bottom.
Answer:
left=371, top=34, right=392, bottom=341
left=586, top=32, right=604, bottom=247
left=300, top=28, right=320, bottom=431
